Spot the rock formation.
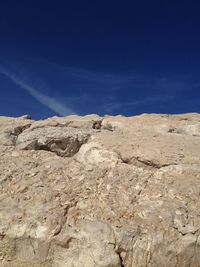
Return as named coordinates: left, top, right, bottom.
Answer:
left=0, top=113, right=200, bottom=267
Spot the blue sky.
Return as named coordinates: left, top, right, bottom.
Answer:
left=0, top=0, right=200, bottom=119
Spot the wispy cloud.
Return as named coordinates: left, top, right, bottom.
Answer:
left=0, top=58, right=190, bottom=117
left=0, top=65, right=77, bottom=116
left=103, top=95, right=176, bottom=113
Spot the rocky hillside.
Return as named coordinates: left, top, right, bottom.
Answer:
left=0, top=113, right=200, bottom=267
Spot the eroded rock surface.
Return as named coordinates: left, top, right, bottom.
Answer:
left=0, top=113, right=200, bottom=267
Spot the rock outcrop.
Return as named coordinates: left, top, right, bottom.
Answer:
left=0, top=113, right=200, bottom=267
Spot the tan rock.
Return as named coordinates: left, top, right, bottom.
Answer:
left=0, top=113, right=200, bottom=266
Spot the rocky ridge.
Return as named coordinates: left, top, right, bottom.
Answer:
left=0, top=113, right=200, bottom=266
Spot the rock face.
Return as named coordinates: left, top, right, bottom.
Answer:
left=0, top=113, right=200, bottom=267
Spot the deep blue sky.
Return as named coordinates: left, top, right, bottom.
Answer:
left=0, top=0, right=200, bottom=119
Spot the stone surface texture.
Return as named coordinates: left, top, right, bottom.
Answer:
left=0, top=113, right=200, bottom=267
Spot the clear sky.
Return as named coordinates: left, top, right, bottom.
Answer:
left=0, top=0, right=200, bottom=119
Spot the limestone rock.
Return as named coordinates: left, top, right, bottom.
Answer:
left=16, top=127, right=94, bottom=157
left=0, top=113, right=200, bottom=266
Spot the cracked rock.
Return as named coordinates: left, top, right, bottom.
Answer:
left=0, top=113, right=200, bottom=266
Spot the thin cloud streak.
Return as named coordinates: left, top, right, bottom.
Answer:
left=103, top=95, right=176, bottom=113
left=0, top=65, right=77, bottom=116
